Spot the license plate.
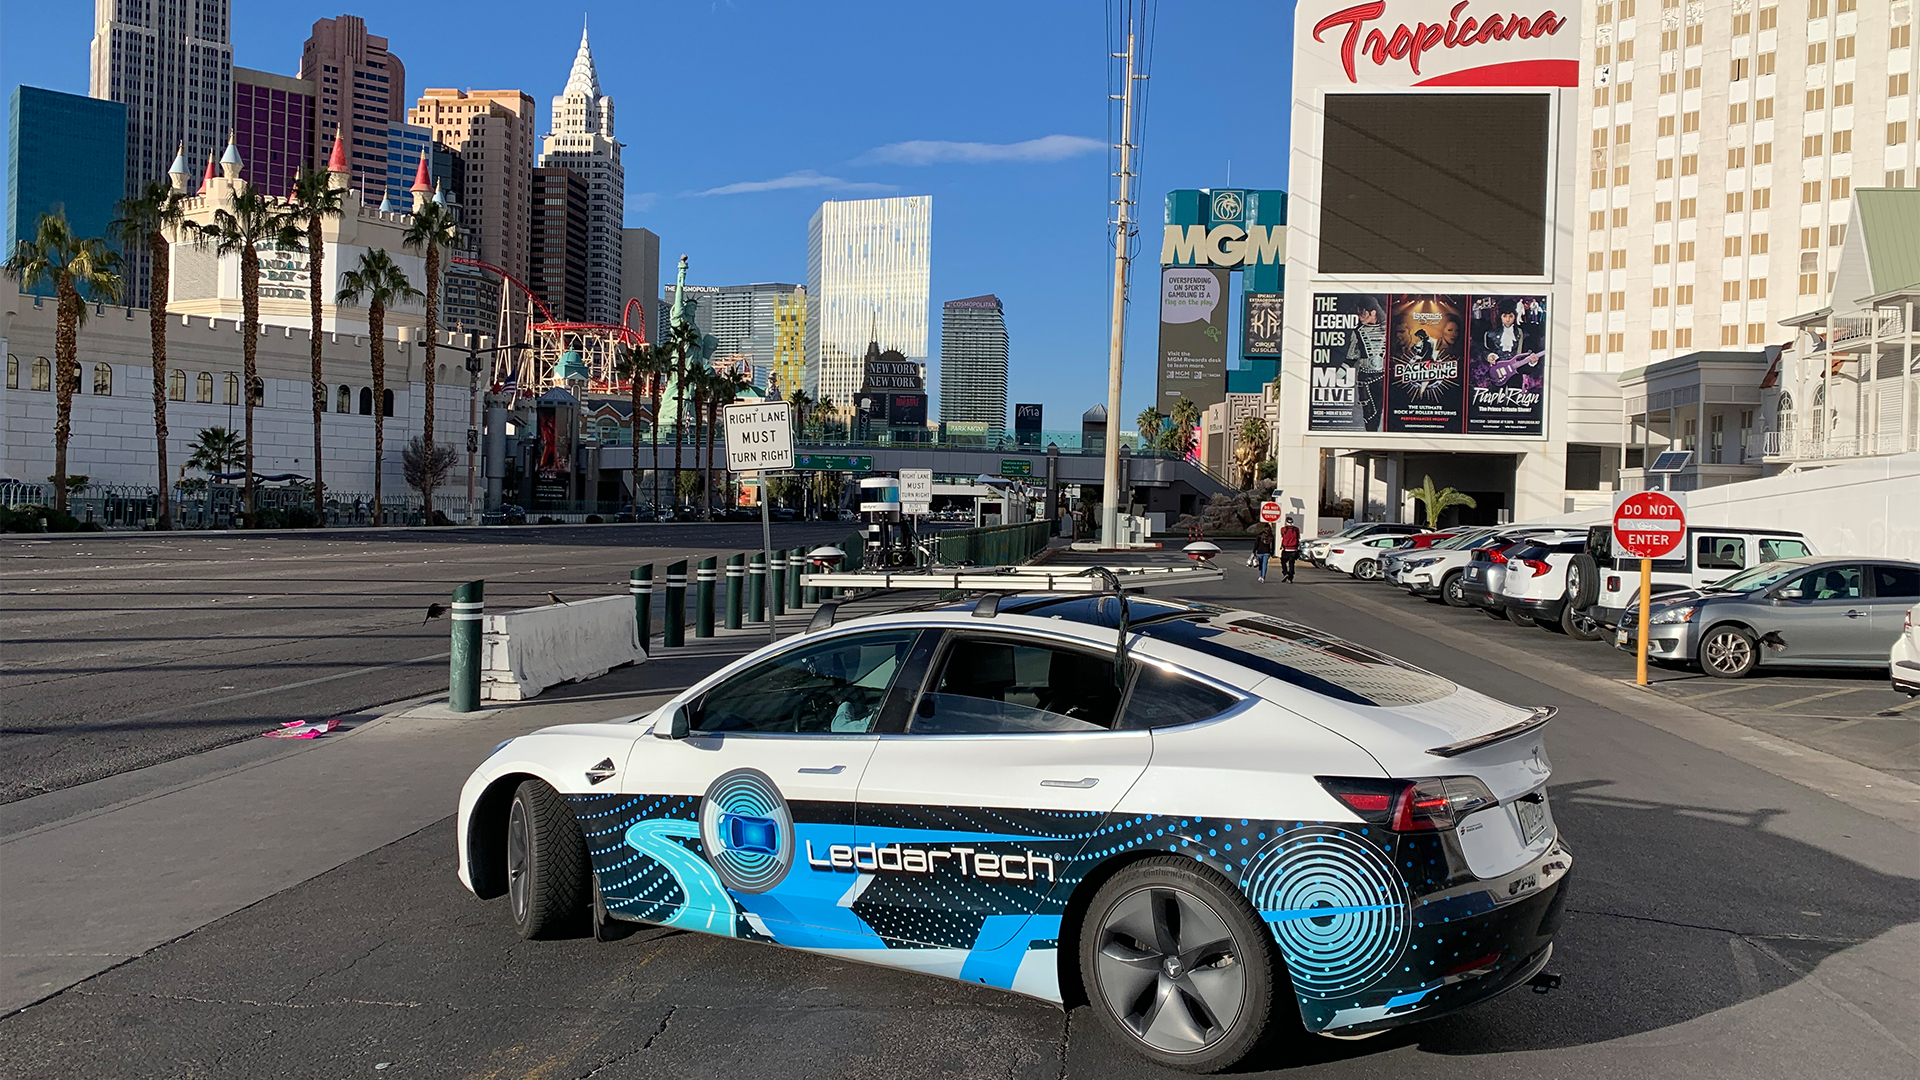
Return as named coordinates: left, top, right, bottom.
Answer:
left=1466, top=568, right=1481, bottom=580
left=1614, top=628, right=1629, bottom=647
left=1515, top=795, right=1549, bottom=844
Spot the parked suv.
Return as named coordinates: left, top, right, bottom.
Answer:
left=1575, top=525, right=1816, bottom=632
left=1459, top=529, right=1583, bottom=619
left=1499, top=536, right=1596, bottom=632
left=1306, top=522, right=1422, bottom=567
left=1389, top=528, right=1499, bottom=602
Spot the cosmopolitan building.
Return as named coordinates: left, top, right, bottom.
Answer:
left=938, top=294, right=1010, bottom=435
left=1275, top=0, right=1601, bottom=524
left=806, top=196, right=931, bottom=412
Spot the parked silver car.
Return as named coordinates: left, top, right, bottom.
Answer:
left=1616, top=557, right=1920, bottom=678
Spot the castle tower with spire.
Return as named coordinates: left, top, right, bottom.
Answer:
left=538, top=19, right=624, bottom=326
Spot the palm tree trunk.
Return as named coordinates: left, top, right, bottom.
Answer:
left=649, top=382, right=663, bottom=511
left=701, top=398, right=713, bottom=520
left=422, top=244, right=439, bottom=522
left=630, top=377, right=642, bottom=520
left=52, top=280, right=79, bottom=515
left=672, top=357, right=686, bottom=507
left=150, top=229, right=172, bottom=529
left=241, top=246, right=260, bottom=524
left=308, top=215, right=325, bottom=526
left=370, top=302, right=385, bottom=526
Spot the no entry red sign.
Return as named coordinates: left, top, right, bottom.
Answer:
left=1260, top=501, right=1284, bottom=523
left=1612, top=491, right=1686, bottom=559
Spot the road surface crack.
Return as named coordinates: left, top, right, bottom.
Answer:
left=1567, top=906, right=1863, bottom=944
left=571, top=1006, right=678, bottom=1079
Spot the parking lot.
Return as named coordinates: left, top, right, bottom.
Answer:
left=1302, top=562, right=1920, bottom=783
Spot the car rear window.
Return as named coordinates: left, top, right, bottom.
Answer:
left=1140, top=615, right=1458, bottom=707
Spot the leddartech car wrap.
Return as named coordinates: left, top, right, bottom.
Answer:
left=568, top=774, right=1571, bottom=1033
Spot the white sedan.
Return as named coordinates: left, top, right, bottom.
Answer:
left=457, top=594, right=1570, bottom=1072
left=1323, top=533, right=1412, bottom=580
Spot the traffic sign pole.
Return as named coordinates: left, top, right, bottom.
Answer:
left=1637, top=558, right=1652, bottom=686
left=1612, top=490, right=1686, bottom=688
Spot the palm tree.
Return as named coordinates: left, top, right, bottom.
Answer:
left=4, top=211, right=123, bottom=514
left=289, top=165, right=347, bottom=524
left=787, top=387, right=814, bottom=438
left=1135, top=406, right=1166, bottom=452
left=1233, top=415, right=1271, bottom=490
left=403, top=197, right=458, bottom=523
left=1407, top=474, right=1478, bottom=530
left=193, top=186, right=302, bottom=524
left=667, top=319, right=707, bottom=495
left=336, top=249, right=420, bottom=525
left=613, top=340, right=670, bottom=518
left=683, top=364, right=715, bottom=518
left=812, top=394, right=837, bottom=440
left=1167, top=396, right=1203, bottom=457
left=185, top=426, right=248, bottom=477
left=705, top=368, right=750, bottom=516
left=111, top=182, right=189, bottom=529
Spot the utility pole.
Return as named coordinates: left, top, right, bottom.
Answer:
left=1102, top=18, right=1144, bottom=549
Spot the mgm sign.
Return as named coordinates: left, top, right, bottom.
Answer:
left=1156, top=188, right=1286, bottom=412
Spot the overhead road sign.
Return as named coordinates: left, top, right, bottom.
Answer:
left=795, top=453, right=873, bottom=472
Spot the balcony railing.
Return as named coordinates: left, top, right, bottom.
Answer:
left=1761, top=430, right=1914, bottom=460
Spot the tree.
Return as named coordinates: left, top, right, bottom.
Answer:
left=1232, top=415, right=1270, bottom=491
left=787, top=387, right=814, bottom=437
left=1407, top=474, right=1478, bottom=530
left=1166, top=396, right=1203, bottom=458
left=675, top=467, right=702, bottom=502
left=1135, top=407, right=1166, bottom=451
left=614, top=340, right=671, bottom=518
left=336, top=249, right=420, bottom=525
left=185, top=426, right=247, bottom=477
left=289, top=165, right=347, bottom=524
left=4, top=210, right=123, bottom=514
left=811, top=394, right=837, bottom=440
left=704, top=368, right=751, bottom=517
left=403, top=197, right=459, bottom=523
left=192, top=186, right=302, bottom=525
left=666, top=318, right=711, bottom=494
left=112, top=181, right=189, bottom=529
left=401, top=435, right=459, bottom=503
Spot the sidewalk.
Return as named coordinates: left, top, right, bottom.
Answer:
left=0, top=608, right=843, bottom=1016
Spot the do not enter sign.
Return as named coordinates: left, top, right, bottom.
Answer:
left=1612, top=491, right=1687, bottom=559
left=1259, top=501, right=1284, bottom=524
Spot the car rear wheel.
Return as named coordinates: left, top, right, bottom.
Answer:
left=507, top=779, right=589, bottom=939
left=1562, top=604, right=1605, bottom=640
left=1353, top=559, right=1380, bottom=581
left=1506, top=606, right=1538, bottom=627
left=1700, top=625, right=1760, bottom=678
left=1081, top=859, right=1276, bottom=1073
left=1441, top=571, right=1469, bottom=607
left=1483, top=605, right=1509, bottom=621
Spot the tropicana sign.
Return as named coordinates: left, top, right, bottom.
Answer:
left=1306, top=0, right=1575, bottom=87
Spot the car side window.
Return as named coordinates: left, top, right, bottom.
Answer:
left=693, top=630, right=918, bottom=735
left=1782, top=565, right=1864, bottom=601
left=912, top=637, right=1121, bottom=735
left=1697, top=536, right=1745, bottom=571
left=1117, top=663, right=1240, bottom=730
left=1759, top=538, right=1811, bottom=562
left=1873, top=565, right=1920, bottom=599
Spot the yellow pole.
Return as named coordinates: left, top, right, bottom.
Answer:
left=1635, top=557, right=1652, bottom=685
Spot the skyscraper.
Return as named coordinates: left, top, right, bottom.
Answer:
left=772, top=288, right=807, bottom=399
left=231, top=67, right=314, bottom=199
left=687, top=283, right=803, bottom=390
left=806, top=195, right=931, bottom=411
left=539, top=27, right=623, bottom=325
left=410, top=88, right=537, bottom=285
left=1578, top=0, right=1904, bottom=370
left=6, top=87, right=127, bottom=295
left=89, top=0, right=234, bottom=305
left=938, top=295, right=1010, bottom=434
left=620, top=227, right=660, bottom=338
left=383, top=121, right=435, bottom=211
left=529, top=166, right=591, bottom=321
left=299, top=16, right=406, bottom=208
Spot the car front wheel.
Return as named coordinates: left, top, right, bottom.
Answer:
left=1353, top=559, right=1380, bottom=581
left=507, top=779, right=589, bottom=939
left=1080, top=858, right=1277, bottom=1072
left=1441, top=571, right=1469, bottom=607
left=1700, top=625, right=1760, bottom=678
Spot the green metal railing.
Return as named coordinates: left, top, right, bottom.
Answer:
left=935, top=518, right=1052, bottom=568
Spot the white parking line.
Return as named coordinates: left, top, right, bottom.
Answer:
left=1668, top=682, right=1774, bottom=701
left=1766, top=687, right=1877, bottom=711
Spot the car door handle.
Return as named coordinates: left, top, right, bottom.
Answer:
left=1845, top=609, right=1865, bottom=618
left=797, top=764, right=846, bottom=775
left=1040, top=777, right=1099, bottom=789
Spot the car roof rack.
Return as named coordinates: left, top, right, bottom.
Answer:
left=800, top=563, right=1223, bottom=594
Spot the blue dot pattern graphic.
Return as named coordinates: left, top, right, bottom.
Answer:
left=1242, top=826, right=1409, bottom=999
left=698, top=769, right=794, bottom=894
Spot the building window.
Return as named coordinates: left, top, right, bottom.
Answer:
left=360, top=387, right=374, bottom=415
left=1747, top=322, right=1768, bottom=343
left=4, top=354, right=15, bottom=390
left=169, top=369, right=186, bottom=401
left=221, top=373, right=238, bottom=405
left=1832, top=177, right=1851, bottom=200
left=31, top=357, right=52, bottom=392
left=337, top=385, right=352, bottom=413
left=1722, top=326, right=1742, bottom=346
left=1607, top=332, right=1625, bottom=354
left=92, top=364, right=112, bottom=396
left=382, top=389, right=395, bottom=417
left=1652, top=329, right=1668, bottom=350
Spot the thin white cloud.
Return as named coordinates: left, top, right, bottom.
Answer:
left=858, top=135, right=1104, bottom=166
left=628, top=192, right=661, bottom=212
left=692, top=170, right=896, bottom=197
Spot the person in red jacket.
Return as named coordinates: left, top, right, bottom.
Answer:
left=1279, top=518, right=1302, bottom=582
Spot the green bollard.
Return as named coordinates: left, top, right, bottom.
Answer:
left=695, top=556, right=717, bottom=638
left=748, top=552, right=766, bottom=623
left=725, top=554, right=744, bottom=630
left=770, top=551, right=787, bottom=617
left=449, top=579, right=484, bottom=713
left=789, top=547, right=805, bottom=609
left=630, top=564, right=654, bottom=655
left=664, top=559, right=687, bottom=647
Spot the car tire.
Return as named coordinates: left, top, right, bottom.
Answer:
left=1483, top=606, right=1509, bottom=621
left=1506, top=606, right=1538, bottom=627
left=1353, top=559, right=1380, bottom=581
left=1079, top=857, right=1278, bottom=1074
left=1441, top=571, right=1470, bottom=607
left=1562, top=604, right=1605, bottom=640
left=1566, top=554, right=1600, bottom=609
left=1700, top=624, right=1760, bottom=679
left=1537, top=605, right=1568, bottom=633
left=507, top=779, right=589, bottom=940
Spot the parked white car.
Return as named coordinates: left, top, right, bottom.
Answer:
left=1324, top=533, right=1415, bottom=579
left=1575, top=525, right=1816, bottom=632
left=1891, top=602, right=1920, bottom=695
left=1307, top=523, right=1421, bottom=567
left=1498, top=536, right=1594, bottom=634
left=1390, top=530, right=1500, bottom=605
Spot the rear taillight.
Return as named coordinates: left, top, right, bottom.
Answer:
left=1607, top=575, right=1621, bottom=592
left=1488, top=547, right=1511, bottom=564
left=1318, top=776, right=1498, bottom=832
left=1521, top=558, right=1551, bottom=576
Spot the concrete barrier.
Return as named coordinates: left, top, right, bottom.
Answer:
left=480, top=595, right=644, bottom=702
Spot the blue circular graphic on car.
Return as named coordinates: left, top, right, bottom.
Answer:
left=699, top=768, right=794, bottom=894
left=1243, top=827, right=1409, bottom=998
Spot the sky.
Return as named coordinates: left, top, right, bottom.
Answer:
left=0, top=1, right=1297, bottom=425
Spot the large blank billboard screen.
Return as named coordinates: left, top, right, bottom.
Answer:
left=1318, top=94, right=1551, bottom=277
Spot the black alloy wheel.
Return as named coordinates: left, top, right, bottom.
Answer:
left=1562, top=603, right=1605, bottom=640
left=1442, top=571, right=1470, bottom=607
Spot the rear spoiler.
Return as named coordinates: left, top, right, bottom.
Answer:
left=1425, top=706, right=1557, bottom=758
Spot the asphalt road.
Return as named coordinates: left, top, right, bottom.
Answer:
left=1, top=549, right=1914, bottom=1079
left=0, top=523, right=852, bottom=803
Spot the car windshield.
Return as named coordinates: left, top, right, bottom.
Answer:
left=1140, top=615, right=1458, bottom=707
left=1707, top=561, right=1805, bottom=593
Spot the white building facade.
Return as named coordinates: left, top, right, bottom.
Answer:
left=539, top=27, right=624, bottom=327
left=806, top=196, right=931, bottom=412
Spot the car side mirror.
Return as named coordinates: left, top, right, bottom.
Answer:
left=1774, top=587, right=1804, bottom=602
left=654, top=704, right=691, bottom=739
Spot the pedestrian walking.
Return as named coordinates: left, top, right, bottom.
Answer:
left=1251, top=523, right=1275, bottom=583
left=1280, top=517, right=1302, bottom=582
